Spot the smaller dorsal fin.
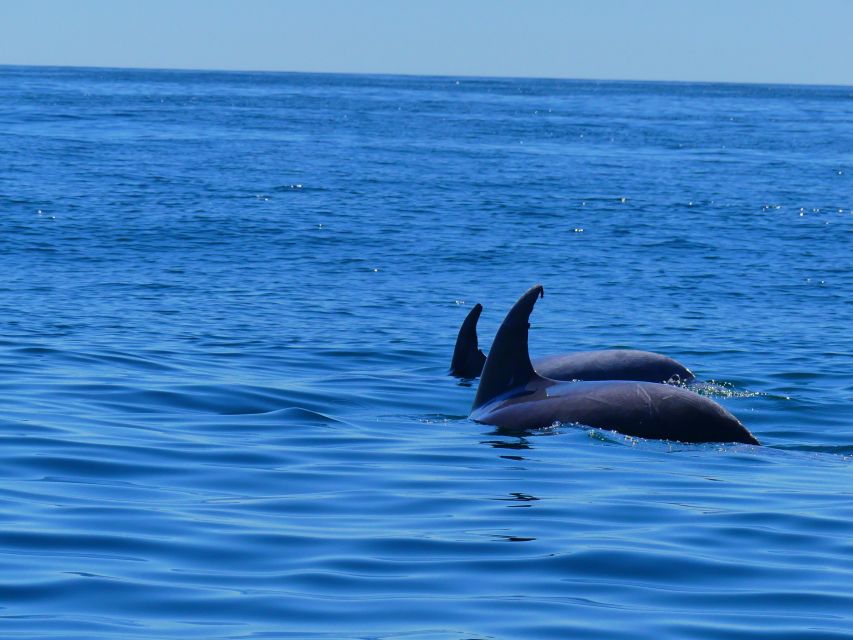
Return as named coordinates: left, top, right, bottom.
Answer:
left=473, top=284, right=544, bottom=409
left=449, top=303, right=487, bottom=378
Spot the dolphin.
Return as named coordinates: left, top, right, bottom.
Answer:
left=450, top=302, right=694, bottom=383
left=470, top=285, right=759, bottom=445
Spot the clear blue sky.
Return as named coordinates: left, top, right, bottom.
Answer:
left=1, top=0, right=851, bottom=85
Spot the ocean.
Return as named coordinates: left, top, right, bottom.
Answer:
left=0, top=65, right=851, bottom=639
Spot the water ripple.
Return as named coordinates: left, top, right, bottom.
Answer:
left=0, top=67, right=851, bottom=639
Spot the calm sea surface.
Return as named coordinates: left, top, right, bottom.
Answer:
left=0, top=66, right=851, bottom=639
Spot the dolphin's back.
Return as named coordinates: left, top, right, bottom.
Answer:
left=450, top=301, right=693, bottom=384
left=473, top=380, right=758, bottom=445
left=535, top=349, right=694, bottom=384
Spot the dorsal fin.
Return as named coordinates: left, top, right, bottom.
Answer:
left=449, top=303, right=487, bottom=378
left=473, top=284, right=545, bottom=409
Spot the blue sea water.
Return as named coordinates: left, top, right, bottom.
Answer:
left=0, top=65, right=852, bottom=639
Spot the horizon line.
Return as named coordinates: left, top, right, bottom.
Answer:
left=2, top=62, right=851, bottom=91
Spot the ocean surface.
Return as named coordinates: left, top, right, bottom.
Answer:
left=0, top=65, right=851, bottom=639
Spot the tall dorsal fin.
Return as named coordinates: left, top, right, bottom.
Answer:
left=473, top=284, right=544, bottom=409
left=449, top=303, right=487, bottom=378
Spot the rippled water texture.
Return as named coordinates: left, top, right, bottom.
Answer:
left=1, top=66, right=852, bottom=639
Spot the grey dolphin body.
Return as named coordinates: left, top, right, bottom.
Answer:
left=470, top=285, right=759, bottom=445
left=450, top=303, right=694, bottom=383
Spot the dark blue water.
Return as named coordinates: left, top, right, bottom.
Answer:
left=1, top=65, right=852, bottom=639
